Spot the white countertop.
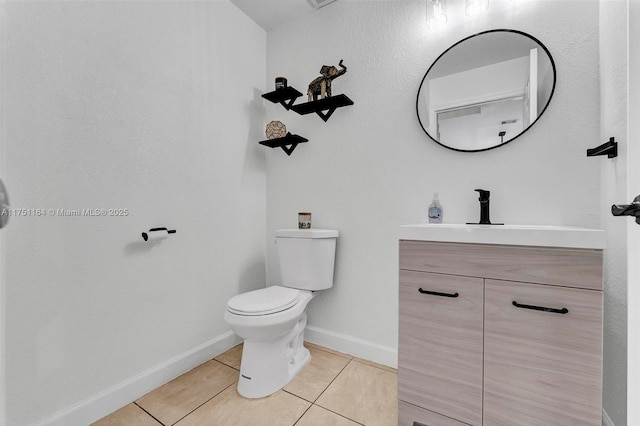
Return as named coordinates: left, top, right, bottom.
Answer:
left=399, top=223, right=606, bottom=249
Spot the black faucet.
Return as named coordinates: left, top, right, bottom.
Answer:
left=476, top=189, right=492, bottom=224
left=467, top=189, right=503, bottom=225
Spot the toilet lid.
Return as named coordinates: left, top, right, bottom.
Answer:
left=227, top=286, right=300, bottom=316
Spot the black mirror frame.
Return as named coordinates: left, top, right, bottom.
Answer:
left=416, top=29, right=557, bottom=153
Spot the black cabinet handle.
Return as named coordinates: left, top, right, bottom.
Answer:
left=512, top=300, right=568, bottom=314
left=413, top=422, right=427, bottom=426
left=418, top=288, right=459, bottom=298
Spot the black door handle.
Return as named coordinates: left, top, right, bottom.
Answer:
left=512, top=300, right=568, bottom=314
left=612, top=195, right=640, bottom=224
left=418, top=288, right=459, bottom=298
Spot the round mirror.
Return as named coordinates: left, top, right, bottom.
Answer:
left=416, top=29, right=556, bottom=152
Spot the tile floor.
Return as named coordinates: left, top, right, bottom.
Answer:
left=92, top=342, right=398, bottom=426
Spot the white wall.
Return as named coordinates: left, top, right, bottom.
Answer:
left=265, top=0, right=601, bottom=365
left=0, top=1, right=266, bottom=425
left=599, top=1, right=628, bottom=425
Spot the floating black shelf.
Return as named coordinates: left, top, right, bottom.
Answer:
left=259, top=133, right=308, bottom=156
left=261, top=87, right=303, bottom=111
left=290, top=94, right=354, bottom=122
left=587, top=137, right=618, bottom=159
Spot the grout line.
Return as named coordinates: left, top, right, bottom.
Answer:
left=294, top=403, right=366, bottom=426
left=310, top=404, right=366, bottom=425
left=349, top=357, right=397, bottom=374
left=212, top=357, right=241, bottom=371
left=310, top=359, right=371, bottom=425
left=284, top=388, right=365, bottom=426
left=160, top=358, right=240, bottom=425
left=166, top=380, right=238, bottom=425
left=283, top=389, right=315, bottom=405
left=133, top=402, right=166, bottom=426
left=311, top=357, right=353, bottom=404
left=285, top=352, right=357, bottom=422
left=291, top=403, right=313, bottom=426
left=212, top=345, right=243, bottom=371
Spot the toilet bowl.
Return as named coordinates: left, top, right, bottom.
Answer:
left=224, top=229, right=338, bottom=399
left=224, top=287, right=315, bottom=398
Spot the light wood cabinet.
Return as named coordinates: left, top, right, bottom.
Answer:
left=398, top=241, right=603, bottom=426
left=484, top=279, right=603, bottom=426
left=399, top=271, right=484, bottom=425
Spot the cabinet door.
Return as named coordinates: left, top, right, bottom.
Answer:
left=484, top=280, right=603, bottom=426
left=399, top=270, right=483, bottom=425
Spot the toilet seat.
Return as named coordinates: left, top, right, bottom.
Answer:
left=227, top=286, right=300, bottom=316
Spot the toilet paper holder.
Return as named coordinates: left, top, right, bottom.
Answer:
left=142, top=227, right=177, bottom=241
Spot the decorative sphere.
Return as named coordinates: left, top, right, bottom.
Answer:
left=266, top=121, right=287, bottom=139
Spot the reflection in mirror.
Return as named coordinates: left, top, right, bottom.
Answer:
left=417, top=29, right=556, bottom=152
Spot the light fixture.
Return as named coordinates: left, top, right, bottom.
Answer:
left=426, top=0, right=490, bottom=31
left=465, top=0, right=489, bottom=16
left=426, top=0, right=448, bottom=30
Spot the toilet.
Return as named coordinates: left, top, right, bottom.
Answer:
left=224, top=228, right=338, bottom=398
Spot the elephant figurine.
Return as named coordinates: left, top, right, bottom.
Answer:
left=307, top=60, right=347, bottom=102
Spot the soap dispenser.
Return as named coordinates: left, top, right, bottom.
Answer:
left=428, top=193, right=443, bottom=223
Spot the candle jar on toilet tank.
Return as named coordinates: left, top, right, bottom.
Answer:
left=298, top=212, right=311, bottom=229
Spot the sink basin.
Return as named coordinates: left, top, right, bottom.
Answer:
left=399, top=224, right=606, bottom=249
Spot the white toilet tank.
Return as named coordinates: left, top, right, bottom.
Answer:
left=275, top=229, right=338, bottom=291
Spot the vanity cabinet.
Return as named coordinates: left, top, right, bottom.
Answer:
left=398, top=240, right=603, bottom=426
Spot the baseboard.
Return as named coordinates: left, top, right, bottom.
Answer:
left=304, top=325, right=397, bottom=368
left=602, top=409, right=615, bottom=426
left=34, top=331, right=241, bottom=426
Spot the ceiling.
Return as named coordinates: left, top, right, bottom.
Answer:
left=230, top=0, right=318, bottom=31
